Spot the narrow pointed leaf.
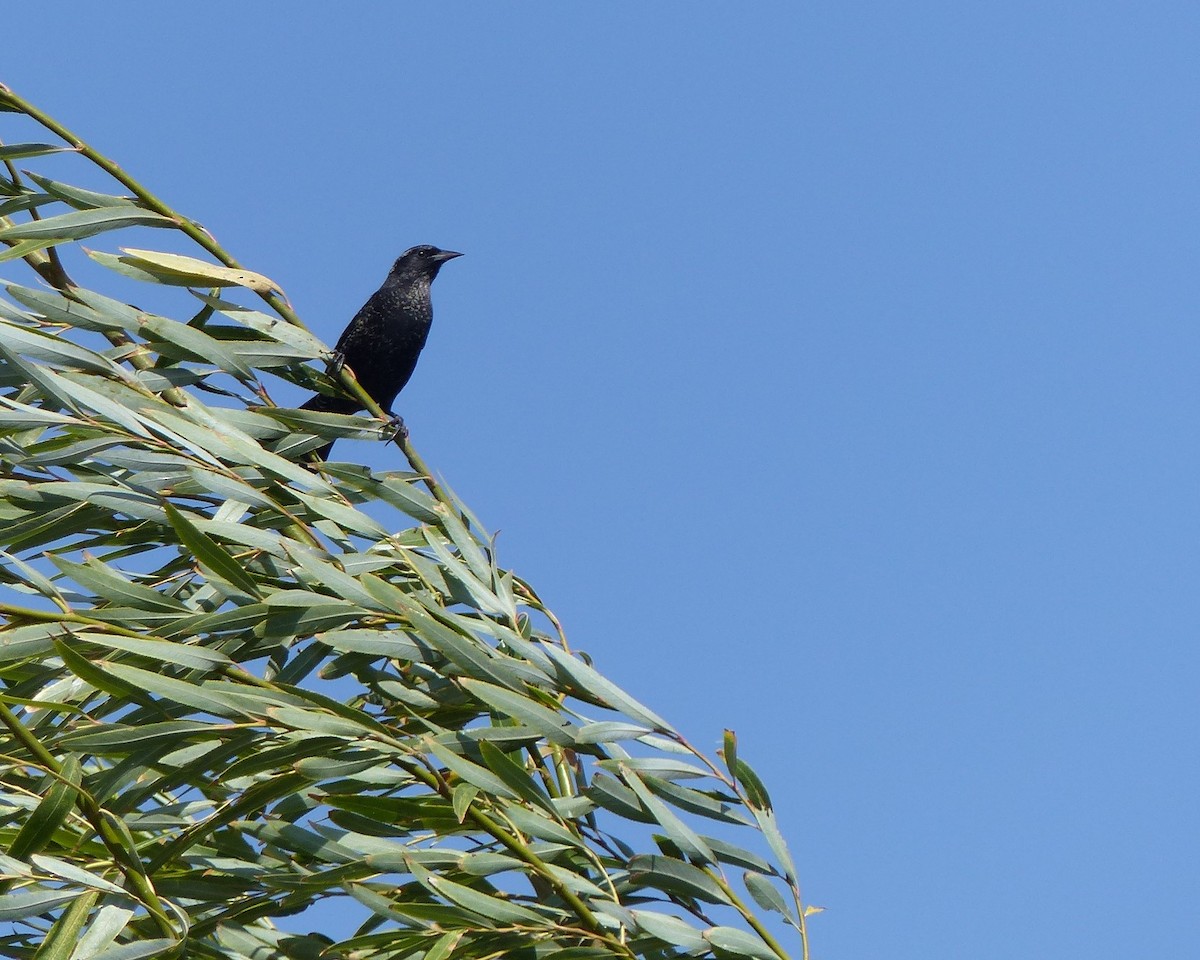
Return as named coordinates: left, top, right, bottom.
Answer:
left=163, top=502, right=262, bottom=597
left=625, top=854, right=730, bottom=904
left=25, top=172, right=135, bottom=208
left=71, top=904, right=135, bottom=959
left=621, top=765, right=716, bottom=864
left=702, top=925, right=779, bottom=960
left=452, top=782, right=479, bottom=822
left=540, top=641, right=677, bottom=733
left=425, top=738, right=518, bottom=800
left=461, top=678, right=578, bottom=745
left=632, top=910, right=707, bottom=951
left=418, top=867, right=543, bottom=924
left=0, top=889, right=79, bottom=921
left=0, top=207, right=172, bottom=241
left=116, top=248, right=281, bottom=294
left=0, top=142, right=71, bottom=160
left=139, top=313, right=254, bottom=378
left=734, top=757, right=773, bottom=811
left=0, top=318, right=127, bottom=375
left=29, top=889, right=96, bottom=960
left=477, top=740, right=556, bottom=812
left=87, top=939, right=178, bottom=960
left=744, top=870, right=799, bottom=924
left=8, top=756, right=81, bottom=860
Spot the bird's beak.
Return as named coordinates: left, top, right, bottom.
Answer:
left=434, top=250, right=464, bottom=263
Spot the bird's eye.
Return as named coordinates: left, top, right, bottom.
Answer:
left=419, top=248, right=431, bottom=257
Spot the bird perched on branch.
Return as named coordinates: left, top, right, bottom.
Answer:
left=302, top=244, right=462, bottom=457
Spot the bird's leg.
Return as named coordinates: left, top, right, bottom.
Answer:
left=382, top=413, right=409, bottom=442
left=325, top=350, right=346, bottom=377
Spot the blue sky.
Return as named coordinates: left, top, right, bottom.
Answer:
left=6, top=3, right=1199, bottom=957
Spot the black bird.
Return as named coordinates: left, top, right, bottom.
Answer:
left=302, top=244, right=461, bottom=457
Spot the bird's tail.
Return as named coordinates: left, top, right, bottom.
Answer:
left=300, top=392, right=361, bottom=415
left=299, top=391, right=361, bottom=459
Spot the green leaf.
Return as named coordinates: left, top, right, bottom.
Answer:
left=540, top=642, right=677, bottom=734
left=0, top=192, right=55, bottom=218
left=321, top=627, right=432, bottom=661
left=265, top=601, right=365, bottom=638
left=0, top=360, right=147, bottom=438
left=282, top=543, right=382, bottom=609
left=156, top=602, right=270, bottom=640
left=451, top=782, right=479, bottom=822
left=575, top=720, right=654, bottom=743
left=0, top=236, right=69, bottom=262
left=292, top=489, right=391, bottom=539
left=8, top=756, right=81, bottom=860
left=0, top=888, right=79, bottom=921
left=25, top=172, right=135, bottom=209
left=744, top=870, right=799, bottom=924
left=753, top=805, right=799, bottom=887
left=459, top=851, right=523, bottom=876
left=163, top=501, right=262, bottom=597
left=620, top=765, right=716, bottom=864
left=58, top=720, right=229, bottom=753
left=734, top=757, right=773, bottom=811
left=345, top=881, right=478, bottom=927
left=723, top=728, right=738, bottom=778
left=500, top=803, right=586, bottom=849
left=409, top=859, right=543, bottom=924
left=337, top=469, right=442, bottom=523
left=86, top=939, right=178, bottom=960
left=182, top=466, right=280, bottom=510
left=600, top=756, right=709, bottom=780
left=190, top=292, right=326, bottom=355
left=702, top=925, right=779, bottom=960
left=638, top=774, right=751, bottom=826
left=588, top=772, right=652, bottom=821
left=0, top=548, right=68, bottom=606
left=138, top=312, right=255, bottom=379
left=30, top=853, right=127, bottom=894
left=423, top=931, right=462, bottom=960
left=71, top=904, right=135, bottom=959
left=477, top=740, right=556, bottom=812
left=4, top=284, right=122, bottom=331
left=425, top=738, right=518, bottom=800
left=0, top=142, right=70, bottom=160
left=0, top=207, right=173, bottom=241
left=34, top=891, right=98, bottom=960
left=631, top=910, right=707, bottom=951
left=0, top=317, right=128, bottom=376
left=78, top=632, right=231, bottom=671
left=100, top=662, right=246, bottom=717
left=264, top=705, right=373, bottom=737
left=434, top=507, right=495, bottom=586
left=421, top=528, right=509, bottom=615
left=625, top=854, right=730, bottom=905
left=460, top=678, right=578, bottom=745
left=49, top=556, right=189, bottom=613
left=402, top=604, right=532, bottom=690
left=702, top=836, right=777, bottom=874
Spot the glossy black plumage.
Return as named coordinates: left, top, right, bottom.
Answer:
left=302, top=245, right=461, bottom=456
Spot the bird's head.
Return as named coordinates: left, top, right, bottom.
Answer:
left=390, top=245, right=463, bottom=284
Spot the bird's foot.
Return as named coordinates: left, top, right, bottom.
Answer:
left=325, top=350, right=346, bottom=376
left=382, top=414, right=409, bottom=442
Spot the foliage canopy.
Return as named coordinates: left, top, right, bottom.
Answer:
left=0, top=85, right=813, bottom=960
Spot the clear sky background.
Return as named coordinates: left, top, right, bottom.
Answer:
left=6, top=4, right=1198, bottom=957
